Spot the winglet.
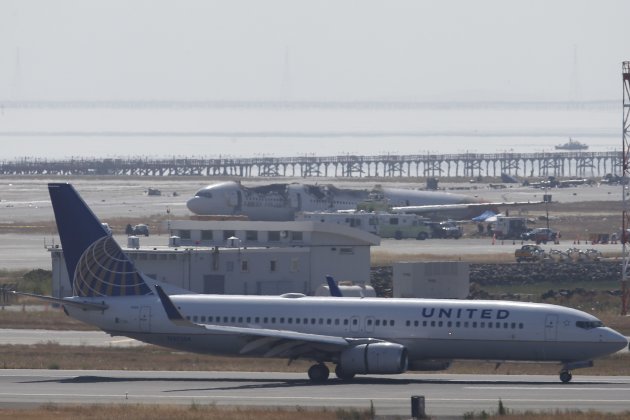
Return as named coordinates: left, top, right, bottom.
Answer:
left=325, top=275, right=343, bottom=297
left=155, top=284, right=189, bottom=326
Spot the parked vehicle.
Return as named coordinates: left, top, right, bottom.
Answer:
left=515, top=244, right=545, bottom=262
left=521, top=227, right=558, bottom=244
left=132, top=224, right=150, bottom=236
left=427, top=220, right=462, bottom=239
left=492, top=216, right=528, bottom=239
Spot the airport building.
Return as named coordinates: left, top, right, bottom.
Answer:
left=393, top=261, right=470, bottom=299
left=50, top=220, right=380, bottom=298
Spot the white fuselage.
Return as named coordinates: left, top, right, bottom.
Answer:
left=186, top=181, right=477, bottom=221
left=66, top=294, right=627, bottom=365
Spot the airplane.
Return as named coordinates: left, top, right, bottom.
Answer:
left=14, top=183, right=627, bottom=383
left=186, top=180, right=539, bottom=221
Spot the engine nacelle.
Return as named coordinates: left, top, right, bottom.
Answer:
left=339, top=342, right=408, bottom=375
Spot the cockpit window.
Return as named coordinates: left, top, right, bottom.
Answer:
left=196, top=190, right=213, bottom=198
left=576, top=320, right=604, bottom=330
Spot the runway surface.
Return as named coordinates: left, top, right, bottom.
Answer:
left=1, top=369, right=629, bottom=417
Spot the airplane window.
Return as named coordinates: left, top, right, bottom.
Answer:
left=254, top=317, right=259, bottom=323
left=352, top=319, right=358, bottom=325
left=271, top=317, right=276, bottom=323
left=472, top=322, right=477, bottom=328
left=406, top=320, right=411, bottom=327
left=390, top=320, right=395, bottom=326
left=480, top=322, right=485, bottom=328
left=311, top=318, right=316, bottom=324
left=186, top=316, right=191, bottom=321
left=488, top=322, right=493, bottom=328
left=423, top=321, right=428, bottom=327
left=238, top=317, right=243, bottom=323
left=263, top=317, right=268, bottom=323
left=382, top=320, right=387, bottom=326
left=343, top=319, right=348, bottom=326
left=576, top=320, right=604, bottom=329
left=464, top=322, right=469, bottom=328
left=192, top=316, right=198, bottom=322
left=511, top=322, right=516, bottom=329
left=304, top=318, right=309, bottom=324
left=437, top=321, right=443, bottom=327
left=414, top=320, right=419, bottom=327
left=335, top=319, right=340, bottom=326
left=455, top=321, right=460, bottom=328
left=208, top=316, right=213, bottom=322
left=230, top=316, right=236, bottom=323
left=200, top=316, right=206, bottom=322
left=327, top=319, right=332, bottom=325
left=295, top=318, right=300, bottom=324
left=503, top=322, right=508, bottom=329
left=288, top=318, right=293, bottom=324
left=496, top=322, right=501, bottom=328
left=447, top=321, right=452, bottom=328
left=518, top=323, right=524, bottom=329
left=280, top=317, right=285, bottom=323
left=196, top=190, right=213, bottom=198
left=430, top=321, right=435, bottom=327
left=375, top=320, right=381, bottom=326
left=319, top=319, right=324, bottom=325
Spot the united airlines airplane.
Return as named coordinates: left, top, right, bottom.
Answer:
left=16, top=183, right=627, bottom=383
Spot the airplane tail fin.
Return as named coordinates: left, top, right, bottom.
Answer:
left=48, top=183, right=152, bottom=297
left=325, top=275, right=343, bottom=297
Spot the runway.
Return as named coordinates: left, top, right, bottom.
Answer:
left=1, top=369, right=629, bottom=417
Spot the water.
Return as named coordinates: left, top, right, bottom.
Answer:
left=0, top=102, right=621, bottom=159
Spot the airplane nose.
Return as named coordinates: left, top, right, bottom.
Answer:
left=605, top=329, right=628, bottom=353
left=186, top=197, right=202, bottom=214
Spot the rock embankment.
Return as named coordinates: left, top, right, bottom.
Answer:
left=370, top=261, right=622, bottom=298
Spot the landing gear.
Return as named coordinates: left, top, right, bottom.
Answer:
left=335, top=364, right=356, bottom=381
left=559, top=370, right=573, bottom=383
left=308, top=363, right=330, bottom=382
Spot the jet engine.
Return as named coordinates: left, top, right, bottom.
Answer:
left=339, top=342, right=408, bottom=375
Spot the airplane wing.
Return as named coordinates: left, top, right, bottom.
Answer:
left=391, top=201, right=544, bottom=219
left=155, top=285, right=363, bottom=359
left=10, top=290, right=109, bottom=311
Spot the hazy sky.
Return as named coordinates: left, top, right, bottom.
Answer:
left=1, top=0, right=629, bottom=102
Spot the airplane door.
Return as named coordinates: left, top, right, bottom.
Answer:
left=235, top=191, right=242, bottom=211
left=350, top=316, right=360, bottom=333
left=139, top=306, right=151, bottom=332
left=544, top=314, right=558, bottom=341
left=365, top=316, right=375, bottom=333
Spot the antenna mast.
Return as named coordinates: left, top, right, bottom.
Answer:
left=622, top=61, right=630, bottom=315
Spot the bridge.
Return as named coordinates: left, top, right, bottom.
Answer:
left=0, top=151, right=620, bottom=178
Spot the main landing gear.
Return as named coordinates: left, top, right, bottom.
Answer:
left=307, top=363, right=329, bottom=382
left=308, top=363, right=357, bottom=382
left=559, top=370, right=573, bottom=383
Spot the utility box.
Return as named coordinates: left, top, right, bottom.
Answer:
left=393, top=261, right=469, bottom=299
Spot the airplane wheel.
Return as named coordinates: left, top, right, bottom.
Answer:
left=308, top=363, right=330, bottom=382
left=559, top=370, right=572, bottom=383
left=335, top=365, right=356, bottom=381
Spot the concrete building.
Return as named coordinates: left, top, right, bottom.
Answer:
left=393, top=261, right=470, bottom=299
left=50, top=220, right=380, bottom=298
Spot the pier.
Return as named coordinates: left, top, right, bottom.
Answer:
left=0, top=151, right=620, bottom=179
